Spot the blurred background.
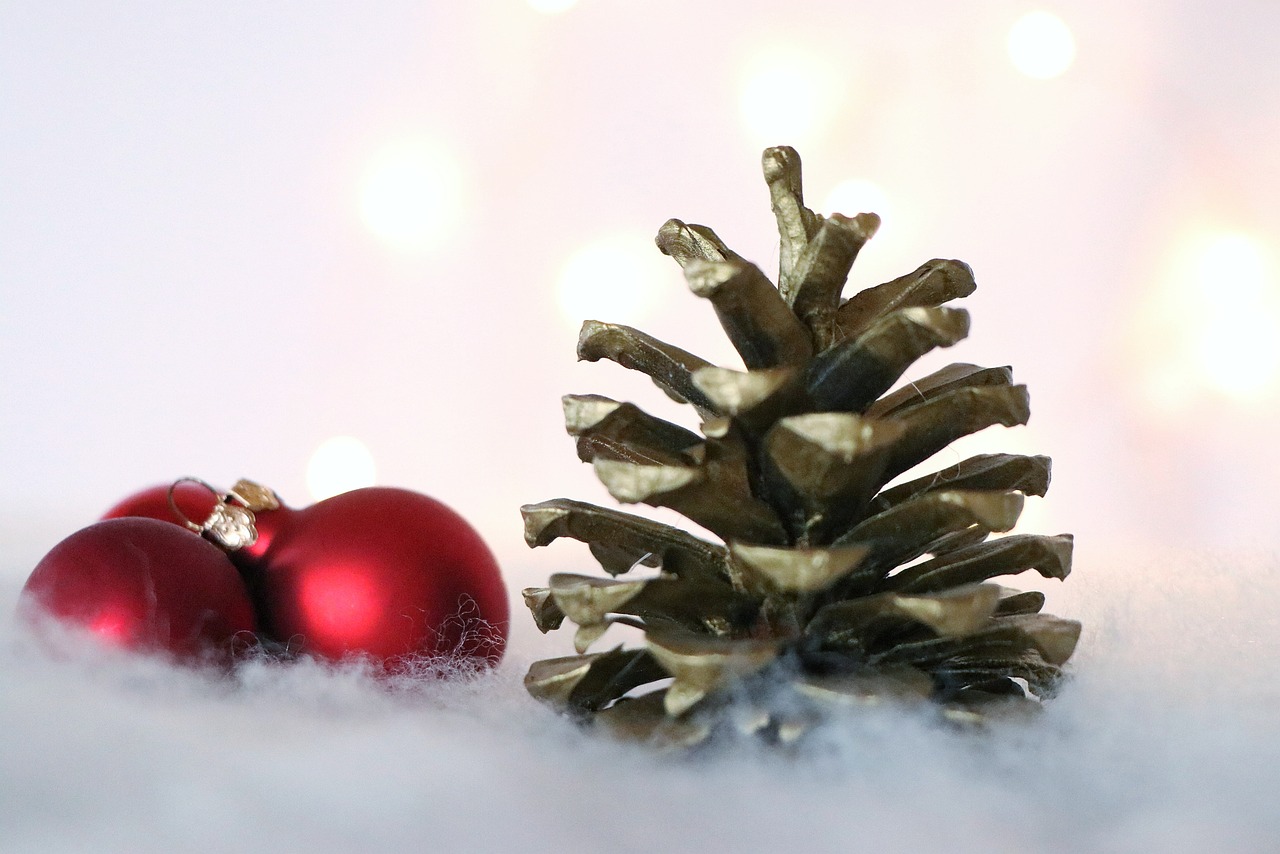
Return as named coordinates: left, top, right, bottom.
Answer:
left=2, top=0, right=1277, bottom=595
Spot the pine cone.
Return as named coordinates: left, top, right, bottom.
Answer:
left=521, top=147, right=1079, bottom=748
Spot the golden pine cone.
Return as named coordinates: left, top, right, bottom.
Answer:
left=521, top=146, right=1079, bottom=748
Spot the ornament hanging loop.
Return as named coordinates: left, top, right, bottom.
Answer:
left=168, top=477, right=260, bottom=552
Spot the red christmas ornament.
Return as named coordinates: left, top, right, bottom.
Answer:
left=254, top=487, right=509, bottom=670
left=19, top=517, right=257, bottom=660
left=93, top=478, right=508, bottom=670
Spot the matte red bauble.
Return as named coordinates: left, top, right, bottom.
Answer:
left=19, top=517, right=257, bottom=659
left=256, top=487, right=508, bottom=669
left=101, top=481, right=293, bottom=566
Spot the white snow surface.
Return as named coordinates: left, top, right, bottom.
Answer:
left=2, top=549, right=1278, bottom=854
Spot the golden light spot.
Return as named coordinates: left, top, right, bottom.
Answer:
left=359, top=141, right=463, bottom=252
left=823, top=178, right=890, bottom=223
left=556, top=233, right=670, bottom=327
left=1137, top=230, right=1280, bottom=408
left=1007, top=11, right=1076, bottom=80
left=526, top=0, right=577, bottom=12
left=1186, top=233, right=1280, bottom=400
left=307, top=437, right=377, bottom=502
left=738, top=48, right=835, bottom=147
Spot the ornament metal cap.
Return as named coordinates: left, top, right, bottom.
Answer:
left=168, top=477, right=259, bottom=551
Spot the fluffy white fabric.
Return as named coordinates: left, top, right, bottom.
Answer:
left=2, top=548, right=1277, bottom=854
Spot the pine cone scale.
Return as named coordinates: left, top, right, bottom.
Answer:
left=684, top=258, right=815, bottom=369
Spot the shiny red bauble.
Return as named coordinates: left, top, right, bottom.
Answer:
left=19, top=517, right=257, bottom=660
left=254, top=487, right=508, bottom=670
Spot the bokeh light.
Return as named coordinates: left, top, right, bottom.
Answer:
left=1137, top=230, right=1280, bottom=408
left=738, top=48, right=836, bottom=147
left=555, top=233, right=671, bottom=328
left=820, top=178, right=911, bottom=278
left=1007, top=11, right=1076, bottom=80
left=526, top=0, right=578, bottom=13
left=307, top=437, right=378, bottom=502
left=823, top=179, right=891, bottom=230
left=1188, top=233, right=1280, bottom=400
left=358, top=141, right=464, bottom=252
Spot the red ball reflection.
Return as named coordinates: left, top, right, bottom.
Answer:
left=298, top=566, right=383, bottom=643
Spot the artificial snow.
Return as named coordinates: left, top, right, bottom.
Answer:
left=2, top=546, right=1278, bottom=854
